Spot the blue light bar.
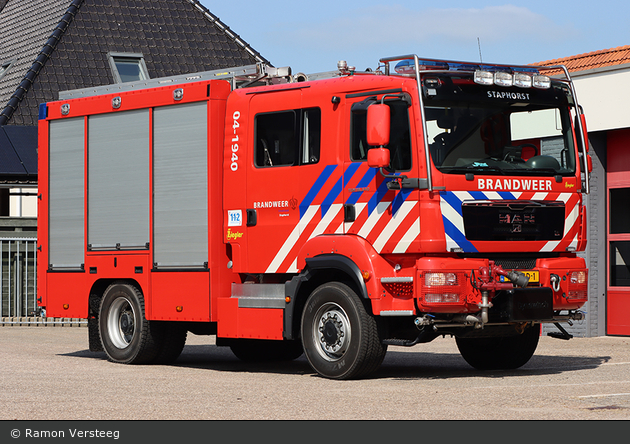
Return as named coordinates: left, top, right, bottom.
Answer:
left=394, top=58, right=540, bottom=75
left=395, top=59, right=448, bottom=74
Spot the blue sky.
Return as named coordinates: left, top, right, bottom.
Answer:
left=199, top=0, right=630, bottom=74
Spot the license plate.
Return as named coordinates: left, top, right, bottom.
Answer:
left=500, top=270, right=539, bottom=284
left=522, top=270, right=539, bottom=283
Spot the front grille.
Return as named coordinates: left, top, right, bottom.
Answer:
left=462, top=200, right=565, bottom=242
left=492, top=258, right=537, bottom=270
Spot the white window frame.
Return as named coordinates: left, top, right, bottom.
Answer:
left=107, top=52, right=150, bottom=84
left=0, top=59, right=16, bottom=81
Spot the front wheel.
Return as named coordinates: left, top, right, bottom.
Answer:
left=301, top=282, right=387, bottom=380
left=98, top=282, right=163, bottom=364
left=455, top=323, right=541, bottom=370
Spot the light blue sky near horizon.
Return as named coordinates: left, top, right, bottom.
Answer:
left=200, top=0, right=630, bottom=74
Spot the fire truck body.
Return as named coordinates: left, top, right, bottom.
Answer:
left=38, top=56, right=590, bottom=379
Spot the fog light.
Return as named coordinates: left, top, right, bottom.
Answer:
left=425, top=294, right=460, bottom=303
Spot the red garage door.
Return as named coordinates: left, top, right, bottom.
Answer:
left=607, top=129, right=630, bottom=335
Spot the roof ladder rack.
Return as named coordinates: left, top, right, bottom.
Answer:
left=58, top=63, right=291, bottom=100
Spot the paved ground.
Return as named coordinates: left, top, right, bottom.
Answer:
left=1, top=327, right=630, bottom=420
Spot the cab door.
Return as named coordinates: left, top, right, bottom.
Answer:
left=342, top=92, right=422, bottom=254
left=244, top=88, right=332, bottom=274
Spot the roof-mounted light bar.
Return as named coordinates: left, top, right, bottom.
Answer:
left=473, top=70, right=551, bottom=89
left=393, top=57, right=551, bottom=89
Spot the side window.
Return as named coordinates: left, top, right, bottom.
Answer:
left=255, top=108, right=321, bottom=167
left=350, top=98, right=412, bottom=171
left=302, top=109, right=321, bottom=164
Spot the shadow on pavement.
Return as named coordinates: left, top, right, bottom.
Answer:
left=60, top=343, right=612, bottom=380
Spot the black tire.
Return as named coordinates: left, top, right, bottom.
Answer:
left=153, top=322, right=188, bottom=364
left=98, top=282, right=163, bottom=364
left=229, top=339, right=303, bottom=362
left=300, top=282, right=387, bottom=380
left=455, top=323, right=541, bottom=370
left=88, top=316, right=103, bottom=352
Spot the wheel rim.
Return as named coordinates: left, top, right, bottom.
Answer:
left=106, top=296, right=136, bottom=349
left=312, top=302, right=351, bottom=362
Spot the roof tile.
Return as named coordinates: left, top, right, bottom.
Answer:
left=0, top=0, right=269, bottom=125
left=536, top=45, right=630, bottom=73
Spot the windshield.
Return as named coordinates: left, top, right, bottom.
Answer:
left=423, top=75, right=577, bottom=176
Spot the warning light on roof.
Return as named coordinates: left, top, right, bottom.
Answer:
left=391, top=57, right=552, bottom=89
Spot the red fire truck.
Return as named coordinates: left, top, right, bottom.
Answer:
left=37, top=55, right=590, bottom=379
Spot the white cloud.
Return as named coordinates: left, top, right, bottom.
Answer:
left=261, top=4, right=580, bottom=71
left=283, top=5, right=577, bottom=50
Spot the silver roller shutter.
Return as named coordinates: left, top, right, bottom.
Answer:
left=153, top=102, right=208, bottom=268
left=87, top=109, right=150, bottom=250
left=49, top=117, right=85, bottom=269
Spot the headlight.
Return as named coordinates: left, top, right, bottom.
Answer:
left=424, top=272, right=458, bottom=286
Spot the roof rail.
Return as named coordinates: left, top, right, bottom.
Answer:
left=379, top=54, right=573, bottom=81
left=58, top=63, right=292, bottom=100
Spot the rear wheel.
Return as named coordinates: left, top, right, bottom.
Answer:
left=455, top=323, right=541, bottom=370
left=98, top=282, right=163, bottom=364
left=153, top=322, right=187, bottom=364
left=301, top=282, right=387, bottom=379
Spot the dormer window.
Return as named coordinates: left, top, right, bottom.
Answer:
left=107, top=52, right=149, bottom=83
left=0, top=59, right=16, bottom=81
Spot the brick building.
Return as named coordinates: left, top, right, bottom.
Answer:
left=538, top=45, right=630, bottom=336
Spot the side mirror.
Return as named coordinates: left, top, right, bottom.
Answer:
left=367, top=147, right=390, bottom=169
left=366, top=103, right=390, bottom=147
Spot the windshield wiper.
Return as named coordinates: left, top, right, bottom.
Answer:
left=439, top=165, right=505, bottom=175
left=525, top=168, right=564, bottom=174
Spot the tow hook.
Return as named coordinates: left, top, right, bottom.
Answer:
left=550, top=274, right=561, bottom=292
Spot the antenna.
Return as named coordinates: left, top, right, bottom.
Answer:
left=477, top=37, right=483, bottom=63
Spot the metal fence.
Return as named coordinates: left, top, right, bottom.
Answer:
left=1, top=237, right=38, bottom=318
